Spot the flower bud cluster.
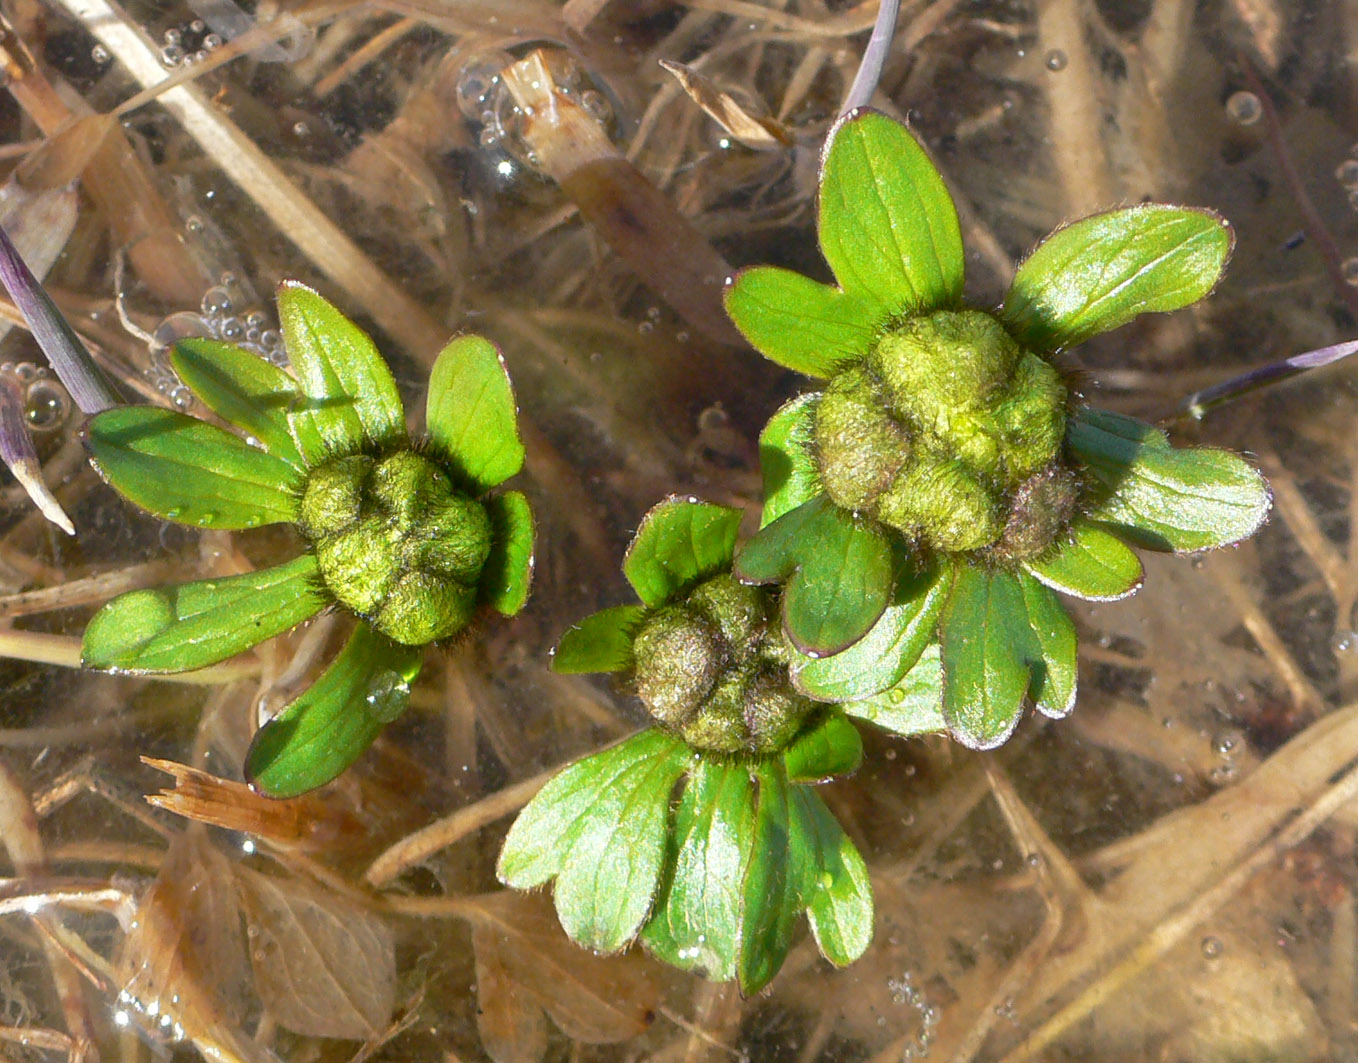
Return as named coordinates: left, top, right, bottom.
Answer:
left=814, top=309, right=1076, bottom=557
left=631, top=573, right=814, bottom=753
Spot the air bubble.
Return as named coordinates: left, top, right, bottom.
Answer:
left=201, top=286, right=233, bottom=316
left=1224, top=91, right=1261, bottom=125
left=25, top=380, right=69, bottom=431
left=1337, top=159, right=1358, bottom=188
left=456, top=50, right=514, bottom=121
left=91, top=44, right=110, bottom=64
left=160, top=44, right=184, bottom=67
left=1201, top=936, right=1224, bottom=958
left=168, top=386, right=194, bottom=410
left=1332, top=630, right=1358, bottom=654
left=1343, top=257, right=1358, bottom=286
left=1045, top=49, right=1067, bottom=71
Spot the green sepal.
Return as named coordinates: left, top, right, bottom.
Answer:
left=818, top=109, right=965, bottom=319
left=1023, top=518, right=1144, bottom=601
left=792, top=558, right=948, bottom=702
left=734, top=495, right=892, bottom=656
left=642, top=758, right=755, bottom=981
left=758, top=394, right=824, bottom=528
left=552, top=605, right=645, bottom=674
left=550, top=738, right=693, bottom=953
left=481, top=491, right=534, bottom=616
left=1016, top=573, right=1078, bottom=719
left=1002, top=205, right=1232, bottom=351
left=82, top=554, right=326, bottom=674
left=782, top=712, right=863, bottom=783
left=792, top=786, right=873, bottom=968
left=86, top=406, right=300, bottom=529
left=245, top=623, right=422, bottom=797
left=1067, top=408, right=1271, bottom=552
left=737, top=763, right=813, bottom=995
left=426, top=334, right=525, bottom=494
left=498, top=729, right=687, bottom=890
left=938, top=564, right=1033, bottom=749
left=170, top=338, right=304, bottom=468
left=724, top=267, right=878, bottom=379
left=622, top=497, right=743, bottom=607
left=842, top=643, right=946, bottom=737
left=276, top=281, right=406, bottom=462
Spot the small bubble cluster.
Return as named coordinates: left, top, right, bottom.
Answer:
left=145, top=273, right=286, bottom=404
left=887, top=970, right=940, bottom=1059
left=114, top=987, right=186, bottom=1043
left=158, top=19, right=224, bottom=68
left=0, top=362, right=70, bottom=432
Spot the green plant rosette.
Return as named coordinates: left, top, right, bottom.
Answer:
left=724, top=109, right=1270, bottom=749
left=81, top=283, right=535, bottom=795
left=501, top=497, right=877, bottom=993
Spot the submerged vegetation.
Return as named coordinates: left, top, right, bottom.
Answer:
left=0, top=2, right=1353, bottom=1062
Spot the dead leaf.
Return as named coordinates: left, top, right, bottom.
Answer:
left=658, top=60, right=793, bottom=151
left=236, top=866, right=395, bottom=1040
left=468, top=891, right=660, bottom=1060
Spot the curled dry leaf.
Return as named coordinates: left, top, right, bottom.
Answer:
left=658, top=60, right=793, bottom=150
left=468, top=891, right=661, bottom=1063
left=235, top=866, right=396, bottom=1041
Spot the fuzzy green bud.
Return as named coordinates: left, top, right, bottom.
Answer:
left=630, top=574, right=815, bottom=754
left=299, top=451, right=492, bottom=645
left=812, top=309, right=1073, bottom=556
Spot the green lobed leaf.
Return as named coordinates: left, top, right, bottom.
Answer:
left=1067, top=408, right=1271, bottom=552
left=171, top=338, right=304, bottom=468
left=552, top=737, right=692, bottom=953
left=82, top=554, right=326, bottom=674
left=842, top=642, right=946, bottom=737
left=938, top=564, right=1033, bottom=749
left=792, top=558, right=948, bottom=701
left=782, top=712, right=863, bottom=783
left=738, top=763, right=815, bottom=995
left=642, top=759, right=755, bottom=981
left=1023, top=518, right=1144, bottom=601
left=759, top=394, right=824, bottom=528
left=1016, top=574, right=1078, bottom=719
left=818, top=109, right=965, bottom=319
left=481, top=490, right=535, bottom=616
left=276, top=281, right=406, bottom=463
left=724, top=267, right=879, bottom=379
left=498, top=729, right=687, bottom=889
left=1002, top=205, right=1232, bottom=351
left=245, top=623, right=423, bottom=797
left=734, top=495, right=893, bottom=656
left=86, top=406, right=299, bottom=529
left=623, top=497, right=743, bottom=607
left=426, top=334, right=525, bottom=494
left=552, top=604, right=645, bottom=674
left=792, top=786, right=873, bottom=967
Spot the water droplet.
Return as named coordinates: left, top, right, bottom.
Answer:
left=1044, top=49, right=1067, bottom=71
left=1337, top=159, right=1358, bottom=188
left=1201, top=935, right=1223, bottom=958
left=1224, top=91, right=1261, bottom=125
left=25, top=380, right=69, bottom=430
left=364, top=670, right=411, bottom=723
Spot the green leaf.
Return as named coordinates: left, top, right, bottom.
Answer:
left=724, top=267, right=879, bottom=379
left=793, top=786, right=873, bottom=967
left=552, top=737, right=692, bottom=953
left=1016, top=574, right=1078, bottom=719
left=734, top=495, right=892, bottom=656
left=642, top=759, right=755, bottom=981
left=818, top=109, right=965, bottom=319
left=1067, top=408, right=1271, bottom=552
left=552, top=604, right=645, bottom=674
left=783, top=712, right=863, bottom=783
left=623, top=497, right=743, bottom=607
left=82, top=554, right=326, bottom=674
left=792, top=558, right=948, bottom=701
left=481, top=490, right=534, bottom=616
left=1023, top=518, right=1143, bottom=601
left=1002, top=205, right=1232, bottom=351
left=498, top=729, right=685, bottom=888
left=276, top=281, right=406, bottom=463
left=738, top=763, right=813, bottom=995
left=86, top=406, right=300, bottom=529
left=171, top=338, right=304, bottom=467
left=842, top=642, right=946, bottom=737
left=938, top=564, right=1033, bottom=749
left=245, top=623, right=422, bottom=797
left=426, top=334, right=525, bottom=494
left=759, top=394, right=824, bottom=528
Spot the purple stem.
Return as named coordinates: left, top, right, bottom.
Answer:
left=0, top=220, right=121, bottom=414
left=1179, top=339, right=1358, bottom=420
left=842, top=0, right=901, bottom=115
